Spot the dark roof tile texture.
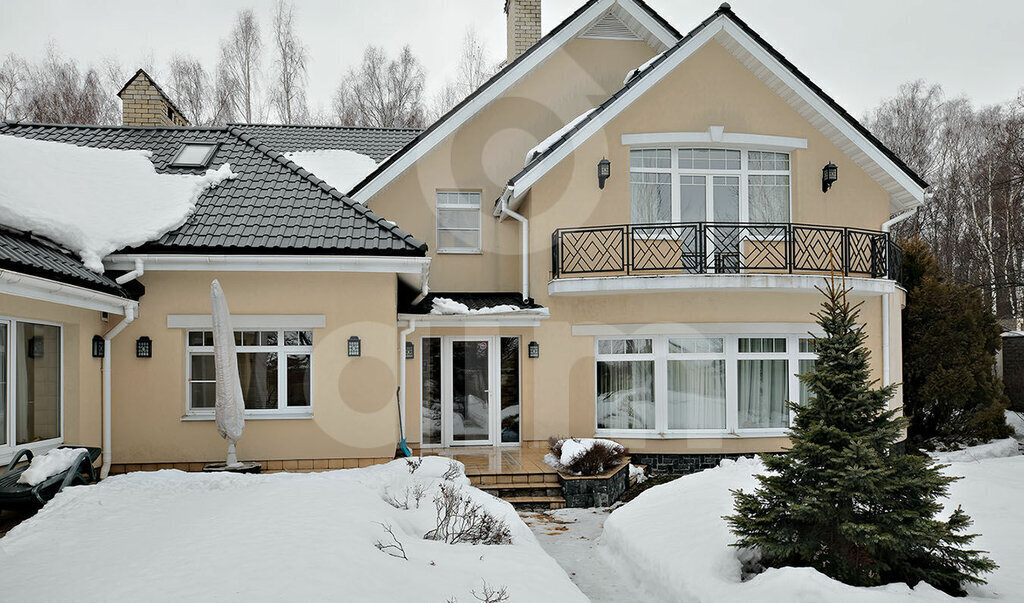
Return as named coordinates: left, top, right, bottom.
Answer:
left=230, top=124, right=421, bottom=162
left=0, top=122, right=426, bottom=256
left=0, top=227, right=129, bottom=298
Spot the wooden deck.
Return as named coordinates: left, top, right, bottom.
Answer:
left=414, top=445, right=564, bottom=509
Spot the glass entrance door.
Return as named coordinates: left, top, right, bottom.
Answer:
left=449, top=338, right=492, bottom=445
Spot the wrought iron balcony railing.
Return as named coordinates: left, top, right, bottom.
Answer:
left=551, top=221, right=903, bottom=282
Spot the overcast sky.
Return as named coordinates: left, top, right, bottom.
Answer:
left=3, top=0, right=1022, bottom=119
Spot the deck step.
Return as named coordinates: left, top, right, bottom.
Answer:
left=477, top=482, right=558, bottom=490
left=468, top=473, right=559, bottom=486
left=501, top=495, right=567, bottom=510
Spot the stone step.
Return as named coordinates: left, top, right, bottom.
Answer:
left=479, top=483, right=564, bottom=498
left=468, top=472, right=559, bottom=486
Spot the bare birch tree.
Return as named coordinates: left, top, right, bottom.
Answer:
left=168, top=54, right=211, bottom=125
left=18, top=46, right=117, bottom=125
left=333, top=45, right=427, bottom=128
left=1, top=53, right=27, bottom=120
left=430, top=27, right=497, bottom=119
left=268, top=0, right=309, bottom=124
left=220, top=8, right=262, bottom=123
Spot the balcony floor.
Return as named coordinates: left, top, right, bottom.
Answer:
left=548, top=272, right=898, bottom=297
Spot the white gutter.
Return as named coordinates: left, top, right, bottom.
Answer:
left=114, top=258, right=144, bottom=285
left=880, top=207, right=918, bottom=387
left=101, top=303, right=137, bottom=479
left=397, top=319, right=417, bottom=454
left=104, top=254, right=430, bottom=274
left=0, top=270, right=134, bottom=315
left=498, top=196, right=530, bottom=303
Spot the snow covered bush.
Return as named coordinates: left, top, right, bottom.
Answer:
left=727, top=278, right=997, bottom=596
left=545, top=437, right=626, bottom=476
left=425, top=483, right=512, bottom=545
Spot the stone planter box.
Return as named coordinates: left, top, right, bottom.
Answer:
left=558, top=461, right=630, bottom=508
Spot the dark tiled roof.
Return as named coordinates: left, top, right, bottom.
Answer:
left=0, top=227, right=130, bottom=298
left=0, top=122, right=426, bottom=256
left=230, top=124, right=422, bottom=162
left=507, top=4, right=928, bottom=192
left=399, top=290, right=543, bottom=315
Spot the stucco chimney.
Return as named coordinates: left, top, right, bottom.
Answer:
left=505, top=0, right=541, bottom=63
left=117, top=69, right=189, bottom=127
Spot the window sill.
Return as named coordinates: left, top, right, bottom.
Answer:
left=181, top=412, right=313, bottom=422
left=437, top=249, right=483, bottom=255
left=594, top=429, right=790, bottom=440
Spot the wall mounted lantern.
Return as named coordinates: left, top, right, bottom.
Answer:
left=92, top=335, right=105, bottom=358
left=597, top=157, right=611, bottom=189
left=528, top=341, right=540, bottom=359
left=405, top=341, right=415, bottom=359
left=822, top=162, right=838, bottom=193
left=348, top=336, right=362, bottom=357
left=136, top=336, right=152, bottom=358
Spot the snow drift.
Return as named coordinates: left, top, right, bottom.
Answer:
left=0, top=135, right=236, bottom=272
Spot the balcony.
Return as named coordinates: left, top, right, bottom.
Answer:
left=549, top=222, right=903, bottom=296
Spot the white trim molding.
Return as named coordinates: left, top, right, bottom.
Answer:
left=105, top=254, right=430, bottom=275
left=573, top=322, right=824, bottom=337
left=621, top=128, right=807, bottom=151
left=167, top=314, right=326, bottom=330
left=549, top=273, right=898, bottom=298
left=0, top=269, right=135, bottom=315
left=398, top=309, right=549, bottom=329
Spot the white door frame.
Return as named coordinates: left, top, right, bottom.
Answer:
left=442, top=335, right=498, bottom=447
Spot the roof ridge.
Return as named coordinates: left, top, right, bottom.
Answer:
left=227, top=127, right=427, bottom=254
left=2, top=119, right=227, bottom=132
left=231, top=122, right=424, bottom=132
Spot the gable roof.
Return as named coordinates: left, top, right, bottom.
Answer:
left=229, top=124, right=422, bottom=162
left=0, top=226, right=130, bottom=298
left=501, top=3, right=928, bottom=212
left=346, top=0, right=681, bottom=204
left=0, top=121, right=427, bottom=257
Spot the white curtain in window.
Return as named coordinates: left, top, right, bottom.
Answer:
left=596, top=360, right=654, bottom=429
left=667, top=359, right=726, bottom=429
left=630, top=172, right=671, bottom=223
left=738, top=359, right=789, bottom=428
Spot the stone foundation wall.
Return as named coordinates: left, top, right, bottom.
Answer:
left=630, top=452, right=759, bottom=475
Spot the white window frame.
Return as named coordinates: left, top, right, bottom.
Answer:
left=0, top=316, right=65, bottom=464
left=628, top=146, right=792, bottom=228
left=436, top=190, right=483, bottom=254
left=185, top=329, right=314, bottom=418
left=594, top=329, right=818, bottom=439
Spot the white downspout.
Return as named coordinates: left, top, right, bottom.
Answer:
left=114, top=258, right=144, bottom=285
left=880, top=207, right=918, bottom=387
left=397, top=319, right=417, bottom=455
left=499, top=200, right=530, bottom=303
left=101, top=303, right=136, bottom=479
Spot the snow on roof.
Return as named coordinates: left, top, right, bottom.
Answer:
left=524, top=108, right=597, bottom=166
left=430, top=297, right=523, bottom=315
left=623, top=51, right=665, bottom=86
left=284, top=149, right=378, bottom=199
left=0, top=135, right=235, bottom=272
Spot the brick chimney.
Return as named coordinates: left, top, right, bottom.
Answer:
left=505, top=0, right=541, bottom=63
left=117, top=69, right=189, bottom=127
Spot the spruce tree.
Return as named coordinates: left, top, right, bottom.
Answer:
left=726, top=278, right=996, bottom=596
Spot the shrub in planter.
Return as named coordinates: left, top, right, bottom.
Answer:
left=545, top=437, right=626, bottom=476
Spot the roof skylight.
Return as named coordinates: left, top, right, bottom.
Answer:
left=170, top=143, right=218, bottom=168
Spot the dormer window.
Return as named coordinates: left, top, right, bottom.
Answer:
left=170, top=143, right=218, bottom=168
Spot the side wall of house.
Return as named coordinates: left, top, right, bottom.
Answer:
left=108, top=271, right=400, bottom=468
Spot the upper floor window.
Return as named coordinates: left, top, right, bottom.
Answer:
left=186, top=329, right=312, bottom=416
left=630, top=148, right=791, bottom=225
left=436, top=191, right=482, bottom=254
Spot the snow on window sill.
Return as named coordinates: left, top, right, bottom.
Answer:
left=181, top=411, right=313, bottom=422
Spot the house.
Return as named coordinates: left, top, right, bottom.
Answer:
left=0, top=0, right=925, bottom=478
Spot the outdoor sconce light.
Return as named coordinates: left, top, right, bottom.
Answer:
left=136, top=336, right=152, bottom=358
left=92, top=335, right=105, bottom=358
left=348, top=336, right=362, bottom=357
left=405, top=341, right=415, bottom=359
left=597, top=157, right=611, bottom=189
left=528, top=341, right=540, bottom=359
left=822, top=162, right=838, bottom=193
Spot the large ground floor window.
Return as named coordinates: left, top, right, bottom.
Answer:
left=1, top=318, right=63, bottom=458
left=186, top=329, right=313, bottom=416
left=595, top=330, right=817, bottom=437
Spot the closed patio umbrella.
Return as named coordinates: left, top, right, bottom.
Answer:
left=211, top=279, right=245, bottom=467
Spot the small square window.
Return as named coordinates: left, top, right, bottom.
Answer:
left=170, top=143, right=218, bottom=168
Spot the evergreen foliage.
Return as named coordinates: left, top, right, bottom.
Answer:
left=726, top=278, right=997, bottom=596
left=902, top=238, right=1011, bottom=445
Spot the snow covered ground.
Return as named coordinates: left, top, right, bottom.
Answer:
left=601, top=441, right=1024, bottom=602
left=0, top=458, right=586, bottom=602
